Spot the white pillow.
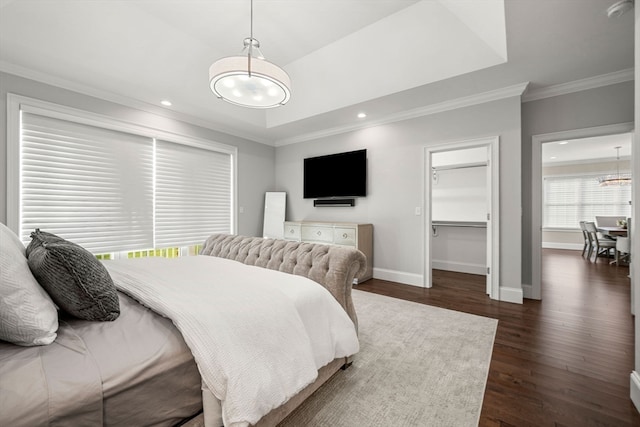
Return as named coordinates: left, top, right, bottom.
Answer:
left=0, top=222, right=58, bottom=346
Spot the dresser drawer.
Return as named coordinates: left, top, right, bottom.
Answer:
left=284, top=223, right=301, bottom=240
left=334, top=227, right=356, bottom=246
left=301, top=225, right=334, bottom=243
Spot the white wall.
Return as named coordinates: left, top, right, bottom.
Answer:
left=275, top=97, right=522, bottom=298
left=0, top=72, right=276, bottom=238
left=432, top=165, right=488, bottom=222
left=432, top=226, right=486, bottom=275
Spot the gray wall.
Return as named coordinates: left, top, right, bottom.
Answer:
left=275, top=97, right=522, bottom=294
left=521, top=81, right=635, bottom=285
left=0, top=71, right=276, bottom=237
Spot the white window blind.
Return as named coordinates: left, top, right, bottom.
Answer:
left=17, top=105, right=235, bottom=254
left=155, top=140, right=232, bottom=248
left=543, top=174, right=631, bottom=228
left=21, top=112, right=154, bottom=253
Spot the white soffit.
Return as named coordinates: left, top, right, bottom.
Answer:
left=267, top=0, right=507, bottom=128
left=542, top=133, right=633, bottom=165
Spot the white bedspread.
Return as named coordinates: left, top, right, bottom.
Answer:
left=105, top=256, right=359, bottom=427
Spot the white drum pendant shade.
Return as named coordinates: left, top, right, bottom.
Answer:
left=209, top=55, right=291, bottom=108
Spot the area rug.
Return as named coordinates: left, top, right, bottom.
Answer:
left=279, top=289, right=498, bottom=427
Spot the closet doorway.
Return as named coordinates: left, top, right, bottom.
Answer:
left=424, top=137, right=500, bottom=299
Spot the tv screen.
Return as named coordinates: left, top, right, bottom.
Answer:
left=303, top=149, right=367, bottom=198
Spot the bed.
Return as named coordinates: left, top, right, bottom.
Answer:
left=0, top=227, right=366, bottom=427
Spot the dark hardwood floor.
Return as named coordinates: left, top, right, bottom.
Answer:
left=357, top=249, right=640, bottom=427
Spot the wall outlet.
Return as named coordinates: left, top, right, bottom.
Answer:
left=414, top=207, right=421, bottom=216
left=239, top=206, right=244, bottom=214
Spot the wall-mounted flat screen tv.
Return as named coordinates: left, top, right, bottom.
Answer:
left=303, top=149, right=367, bottom=198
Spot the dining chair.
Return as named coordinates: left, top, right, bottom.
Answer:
left=614, top=218, right=631, bottom=265
left=595, top=215, right=626, bottom=227
left=595, top=216, right=625, bottom=240
left=579, top=221, right=592, bottom=259
left=615, top=237, right=630, bottom=265
left=584, top=221, right=616, bottom=262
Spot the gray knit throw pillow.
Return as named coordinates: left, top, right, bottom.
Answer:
left=25, top=229, right=67, bottom=257
left=27, top=230, right=120, bottom=321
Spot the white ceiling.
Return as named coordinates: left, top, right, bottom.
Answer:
left=542, top=133, right=633, bottom=165
left=0, top=0, right=635, bottom=146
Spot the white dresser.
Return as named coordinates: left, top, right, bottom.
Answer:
left=283, top=221, right=373, bottom=283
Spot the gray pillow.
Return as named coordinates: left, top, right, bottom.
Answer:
left=26, top=229, right=68, bottom=257
left=27, top=231, right=120, bottom=321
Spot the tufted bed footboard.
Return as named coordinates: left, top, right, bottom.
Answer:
left=199, top=233, right=367, bottom=330
left=193, top=233, right=367, bottom=426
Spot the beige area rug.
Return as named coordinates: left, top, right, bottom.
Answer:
left=279, top=289, right=498, bottom=427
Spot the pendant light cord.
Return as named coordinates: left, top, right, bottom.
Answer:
left=248, top=0, right=253, bottom=77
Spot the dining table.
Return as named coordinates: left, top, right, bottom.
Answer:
left=597, top=226, right=628, bottom=238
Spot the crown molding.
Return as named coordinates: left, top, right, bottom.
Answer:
left=0, top=61, right=275, bottom=146
left=522, top=68, right=634, bottom=103
left=274, top=82, right=530, bottom=147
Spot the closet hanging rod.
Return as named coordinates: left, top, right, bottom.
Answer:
left=431, top=221, right=487, bottom=228
left=431, top=161, right=488, bottom=172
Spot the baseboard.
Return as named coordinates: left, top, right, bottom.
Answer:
left=432, top=260, right=486, bottom=276
left=373, top=267, right=524, bottom=304
left=631, top=371, right=640, bottom=413
left=499, top=286, right=523, bottom=304
left=542, top=242, right=583, bottom=251
left=373, top=268, right=423, bottom=287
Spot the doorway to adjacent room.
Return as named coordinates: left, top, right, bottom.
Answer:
left=530, top=122, right=634, bottom=301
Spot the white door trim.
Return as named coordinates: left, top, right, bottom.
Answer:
left=423, top=136, right=500, bottom=300
left=530, top=122, right=634, bottom=300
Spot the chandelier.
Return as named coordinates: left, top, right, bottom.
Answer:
left=208, top=0, right=291, bottom=108
left=598, top=146, right=631, bottom=186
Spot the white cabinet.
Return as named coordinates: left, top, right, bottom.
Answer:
left=283, top=221, right=373, bottom=283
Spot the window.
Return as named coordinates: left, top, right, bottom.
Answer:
left=155, top=140, right=232, bottom=248
left=20, top=112, right=155, bottom=252
left=8, top=95, right=236, bottom=254
left=543, top=173, right=631, bottom=229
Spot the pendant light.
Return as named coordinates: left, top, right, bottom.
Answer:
left=607, top=0, right=634, bottom=18
left=598, top=146, right=631, bottom=186
left=208, top=0, right=291, bottom=108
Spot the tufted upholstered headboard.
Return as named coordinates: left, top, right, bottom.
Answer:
left=199, top=234, right=366, bottom=329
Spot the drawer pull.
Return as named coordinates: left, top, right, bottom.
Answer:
left=342, top=233, right=348, bottom=238
left=316, top=231, right=322, bottom=236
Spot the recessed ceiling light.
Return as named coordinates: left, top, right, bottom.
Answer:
left=550, top=156, right=557, bottom=160
left=558, top=141, right=569, bottom=145
left=160, top=100, right=172, bottom=106
left=357, top=112, right=367, bottom=119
